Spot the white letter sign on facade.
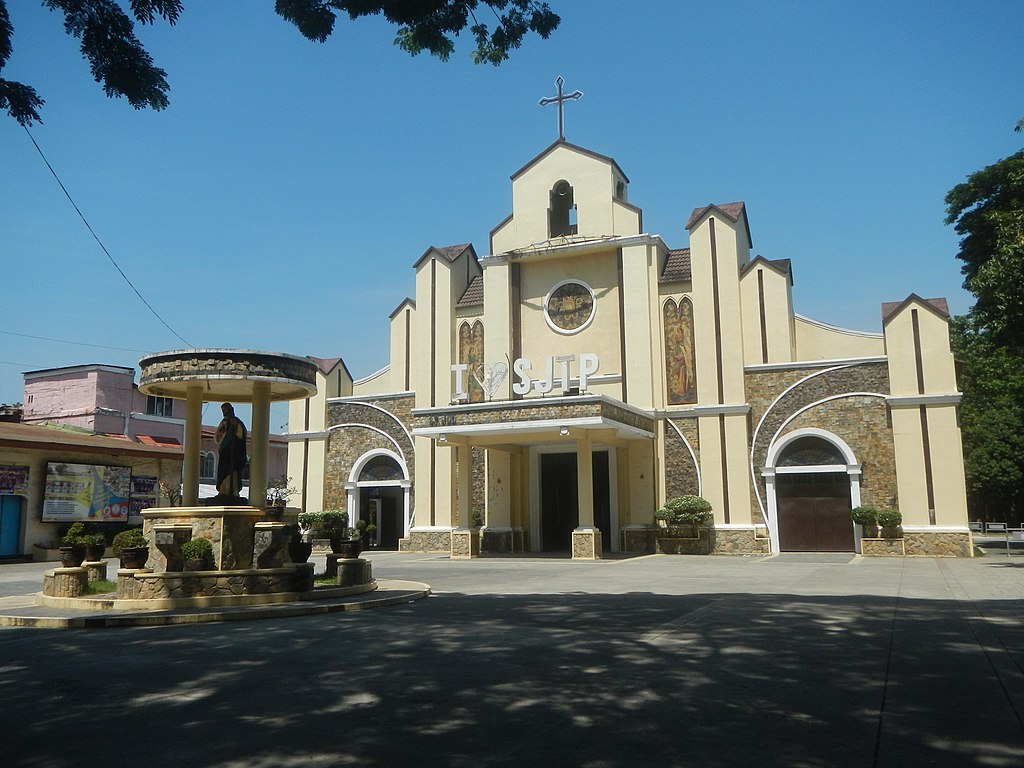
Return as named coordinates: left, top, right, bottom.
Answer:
left=452, top=354, right=600, bottom=401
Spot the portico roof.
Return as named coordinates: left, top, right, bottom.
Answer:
left=411, top=394, right=655, bottom=445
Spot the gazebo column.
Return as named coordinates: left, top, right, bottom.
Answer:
left=573, top=433, right=602, bottom=559
left=182, top=383, right=203, bottom=506
left=249, top=381, right=271, bottom=507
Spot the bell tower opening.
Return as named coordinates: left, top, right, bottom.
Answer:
left=549, top=180, right=578, bottom=237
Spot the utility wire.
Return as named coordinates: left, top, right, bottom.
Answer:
left=22, top=126, right=193, bottom=349
left=0, top=329, right=152, bottom=354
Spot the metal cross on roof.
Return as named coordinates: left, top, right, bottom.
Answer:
left=539, top=76, right=583, bottom=141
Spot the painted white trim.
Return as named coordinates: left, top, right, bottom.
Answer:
left=413, top=416, right=655, bottom=441
left=352, top=365, right=390, bottom=387
left=793, top=314, right=884, bottom=339
left=886, top=393, right=962, bottom=408
left=664, top=418, right=701, bottom=497
left=325, top=423, right=407, bottom=466
left=901, top=525, right=971, bottom=533
left=345, top=448, right=413, bottom=540
left=328, top=391, right=414, bottom=403
left=481, top=233, right=668, bottom=265
left=283, top=430, right=329, bottom=441
left=745, top=355, right=888, bottom=372
left=413, top=392, right=652, bottom=420
left=760, top=427, right=864, bottom=555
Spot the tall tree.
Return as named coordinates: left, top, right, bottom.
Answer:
left=949, top=314, right=1024, bottom=523
left=945, top=149, right=1024, bottom=350
left=0, top=0, right=560, bottom=125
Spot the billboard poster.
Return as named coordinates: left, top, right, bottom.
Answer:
left=42, top=463, right=131, bottom=522
left=0, top=464, right=30, bottom=495
left=129, top=475, right=159, bottom=522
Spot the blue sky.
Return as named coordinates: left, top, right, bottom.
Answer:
left=2, top=1, right=1022, bottom=430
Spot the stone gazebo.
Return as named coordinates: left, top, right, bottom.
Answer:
left=129, top=350, right=318, bottom=600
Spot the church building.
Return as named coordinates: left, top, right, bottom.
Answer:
left=286, top=137, right=971, bottom=559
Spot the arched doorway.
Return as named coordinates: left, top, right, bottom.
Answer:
left=346, top=451, right=410, bottom=550
left=763, top=429, right=862, bottom=553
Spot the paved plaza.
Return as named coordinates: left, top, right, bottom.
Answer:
left=2, top=548, right=1023, bottom=767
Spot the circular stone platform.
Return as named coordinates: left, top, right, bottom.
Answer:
left=138, top=349, right=317, bottom=402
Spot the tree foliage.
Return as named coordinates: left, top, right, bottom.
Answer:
left=949, top=314, right=1024, bottom=522
left=0, top=0, right=559, bottom=125
left=945, top=149, right=1024, bottom=350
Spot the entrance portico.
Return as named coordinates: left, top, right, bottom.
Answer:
left=411, top=394, right=654, bottom=558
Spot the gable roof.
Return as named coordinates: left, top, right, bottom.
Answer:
left=510, top=139, right=630, bottom=184
left=881, top=294, right=950, bottom=325
left=685, top=202, right=753, bottom=247
left=741, top=255, right=794, bottom=285
left=413, top=243, right=477, bottom=269
left=456, top=275, right=484, bottom=308
left=306, top=356, right=353, bottom=381
left=659, top=248, right=692, bottom=283
left=389, top=297, right=416, bottom=319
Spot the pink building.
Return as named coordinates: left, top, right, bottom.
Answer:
left=21, top=364, right=288, bottom=494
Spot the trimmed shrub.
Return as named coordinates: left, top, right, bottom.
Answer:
left=112, top=527, right=147, bottom=554
left=850, top=506, right=879, bottom=526
left=180, top=536, right=214, bottom=561
left=655, top=495, right=714, bottom=525
left=877, top=508, right=903, bottom=531
left=298, top=509, right=350, bottom=538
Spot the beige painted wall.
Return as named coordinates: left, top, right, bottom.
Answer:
left=794, top=316, right=885, bottom=360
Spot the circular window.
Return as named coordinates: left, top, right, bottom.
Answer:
left=544, top=280, right=596, bottom=334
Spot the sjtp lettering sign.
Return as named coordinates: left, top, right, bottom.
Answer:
left=452, top=353, right=599, bottom=401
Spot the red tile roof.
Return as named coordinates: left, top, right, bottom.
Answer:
left=660, top=248, right=692, bottom=283
left=457, top=275, right=485, bottom=308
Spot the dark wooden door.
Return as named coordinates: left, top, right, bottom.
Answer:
left=778, top=496, right=855, bottom=551
left=540, top=451, right=611, bottom=552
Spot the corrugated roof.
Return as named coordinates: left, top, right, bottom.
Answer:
left=660, top=248, right=692, bottom=283
left=0, top=421, right=183, bottom=459
left=456, top=275, right=485, bottom=308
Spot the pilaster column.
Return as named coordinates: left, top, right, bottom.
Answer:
left=182, top=383, right=203, bottom=506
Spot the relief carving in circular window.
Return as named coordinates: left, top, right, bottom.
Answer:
left=544, top=280, right=596, bottom=334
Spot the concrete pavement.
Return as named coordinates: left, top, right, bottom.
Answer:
left=1, top=550, right=1023, bottom=767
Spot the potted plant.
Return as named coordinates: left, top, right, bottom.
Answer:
left=265, top=476, right=298, bottom=518
left=180, top=536, right=214, bottom=571
left=284, top=523, right=312, bottom=563
left=877, top=508, right=903, bottom=538
left=112, top=527, right=149, bottom=569
left=851, top=505, right=880, bottom=537
left=655, top=495, right=714, bottom=536
left=83, top=532, right=107, bottom=562
left=298, top=509, right=351, bottom=553
left=59, top=522, right=89, bottom=567
left=338, top=527, right=362, bottom=559
left=354, top=518, right=377, bottom=549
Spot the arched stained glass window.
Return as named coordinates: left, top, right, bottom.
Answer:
left=777, top=436, right=846, bottom=467
left=359, top=455, right=404, bottom=482
left=459, top=320, right=485, bottom=403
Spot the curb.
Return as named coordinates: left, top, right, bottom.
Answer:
left=0, top=579, right=431, bottom=629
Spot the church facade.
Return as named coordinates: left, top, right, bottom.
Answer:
left=287, top=139, right=971, bottom=558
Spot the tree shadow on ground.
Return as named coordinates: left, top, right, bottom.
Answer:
left=1, top=589, right=1022, bottom=768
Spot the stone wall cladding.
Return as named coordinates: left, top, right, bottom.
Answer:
left=140, top=352, right=317, bottom=388
left=128, top=566, right=310, bottom=600
left=413, top=399, right=654, bottom=434
left=323, top=396, right=415, bottom=512
left=403, top=530, right=452, bottom=553
left=623, top=528, right=656, bottom=553
left=664, top=418, right=700, bottom=500
left=904, top=531, right=972, bottom=557
left=711, top=528, right=771, bottom=555
left=746, top=362, right=895, bottom=517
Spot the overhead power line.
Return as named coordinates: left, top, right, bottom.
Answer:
left=22, top=126, right=193, bottom=349
left=0, top=329, right=152, bottom=354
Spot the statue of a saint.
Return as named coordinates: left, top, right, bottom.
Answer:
left=215, top=402, right=247, bottom=499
